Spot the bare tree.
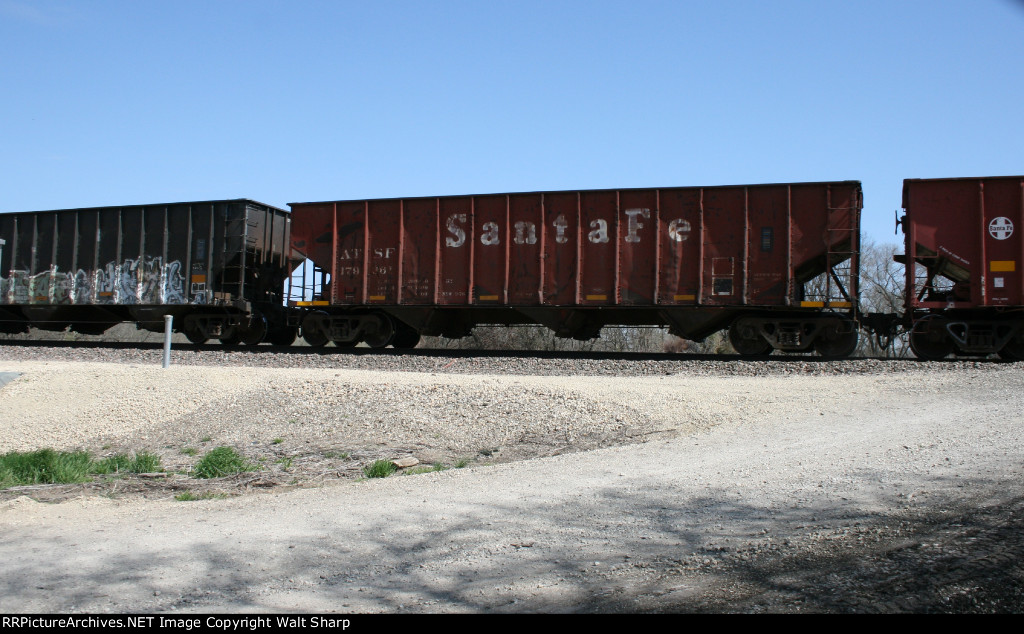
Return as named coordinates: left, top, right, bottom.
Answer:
left=857, top=236, right=909, bottom=357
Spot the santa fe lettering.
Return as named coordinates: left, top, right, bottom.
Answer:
left=444, top=208, right=692, bottom=247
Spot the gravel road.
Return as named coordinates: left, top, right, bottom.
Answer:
left=0, top=346, right=1022, bottom=613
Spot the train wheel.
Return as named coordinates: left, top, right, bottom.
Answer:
left=184, top=327, right=208, bottom=345
left=240, top=313, right=268, bottom=346
left=998, top=335, right=1024, bottom=361
left=729, top=318, right=772, bottom=357
left=362, top=313, right=395, bottom=349
left=909, top=317, right=953, bottom=360
left=814, top=319, right=859, bottom=359
left=303, top=331, right=328, bottom=347
left=391, top=322, right=421, bottom=349
left=219, top=331, right=241, bottom=346
left=301, top=311, right=329, bottom=348
left=267, top=328, right=297, bottom=347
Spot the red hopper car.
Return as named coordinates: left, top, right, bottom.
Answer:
left=289, top=181, right=863, bottom=356
left=900, top=175, right=1024, bottom=359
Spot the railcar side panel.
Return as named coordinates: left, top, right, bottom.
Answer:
left=656, top=188, right=701, bottom=305
left=508, top=194, right=543, bottom=305
left=617, top=189, right=659, bottom=305
left=399, top=198, right=437, bottom=304
left=438, top=197, right=472, bottom=305
left=472, top=195, right=507, bottom=305
left=289, top=181, right=861, bottom=320
left=543, top=192, right=578, bottom=306
left=904, top=176, right=1024, bottom=310
left=366, top=199, right=401, bottom=304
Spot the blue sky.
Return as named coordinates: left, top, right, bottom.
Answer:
left=1, top=0, right=1021, bottom=244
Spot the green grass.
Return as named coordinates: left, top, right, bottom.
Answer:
left=403, top=463, right=448, bottom=475
left=175, top=491, right=228, bottom=501
left=275, top=457, right=294, bottom=470
left=181, top=447, right=198, bottom=456
left=0, top=449, right=163, bottom=489
left=0, top=449, right=93, bottom=488
left=324, top=451, right=350, bottom=460
left=91, top=452, right=162, bottom=475
left=363, top=460, right=397, bottom=479
left=454, top=458, right=471, bottom=469
left=192, top=447, right=257, bottom=479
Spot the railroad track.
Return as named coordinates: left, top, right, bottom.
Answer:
left=0, top=339, right=1006, bottom=377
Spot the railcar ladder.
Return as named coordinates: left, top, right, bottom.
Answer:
left=824, top=198, right=859, bottom=312
left=221, top=208, right=259, bottom=302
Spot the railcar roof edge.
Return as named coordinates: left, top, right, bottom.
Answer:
left=0, top=198, right=288, bottom=216
left=288, top=179, right=863, bottom=206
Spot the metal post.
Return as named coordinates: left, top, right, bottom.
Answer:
left=163, top=315, right=173, bottom=368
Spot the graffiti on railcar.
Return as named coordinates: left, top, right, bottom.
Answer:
left=3, top=271, right=29, bottom=304
left=0, top=257, right=188, bottom=306
left=71, top=269, right=92, bottom=304
left=163, top=260, right=186, bottom=304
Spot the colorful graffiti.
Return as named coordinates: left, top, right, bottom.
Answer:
left=1, top=257, right=190, bottom=306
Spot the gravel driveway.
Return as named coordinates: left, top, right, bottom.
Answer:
left=0, top=348, right=1021, bottom=612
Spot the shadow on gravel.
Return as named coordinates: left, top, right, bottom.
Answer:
left=1, top=477, right=1021, bottom=613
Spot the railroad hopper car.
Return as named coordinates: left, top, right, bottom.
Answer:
left=899, top=175, right=1024, bottom=360
left=0, top=199, right=293, bottom=344
left=288, top=181, right=864, bottom=356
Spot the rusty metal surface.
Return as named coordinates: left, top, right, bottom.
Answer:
left=903, top=176, right=1024, bottom=310
left=289, top=182, right=861, bottom=317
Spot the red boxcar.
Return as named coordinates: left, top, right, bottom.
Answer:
left=289, top=181, right=862, bottom=356
left=901, top=175, right=1024, bottom=359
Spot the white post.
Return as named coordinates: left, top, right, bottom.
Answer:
left=163, top=315, right=173, bottom=369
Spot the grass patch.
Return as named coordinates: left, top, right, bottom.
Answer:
left=181, top=447, right=198, bottom=456
left=0, top=449, right=162, bottom=489
left=192, top=447, right=257, bottom=479
left=0, top=449, right=93, bottom=488
left=324, top=451, right=350, bottom=460
left=92, top=452, right=162, bottom=475
left=363, top=460, right=397, bottom=479
left=175, top=491, right=228, bottom=502
left=403, top=463, right=448, bottom=475
left=275, top=457, right=294, bottom=470
left=272, top=438, right=284, bottom=445
left=454, top=458, right=471, bottom=469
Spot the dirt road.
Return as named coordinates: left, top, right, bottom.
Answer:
left=0, top=360, right=1022, bottom=612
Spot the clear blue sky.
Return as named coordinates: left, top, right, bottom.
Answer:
left=2, top=0, right=1022, bottom=244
